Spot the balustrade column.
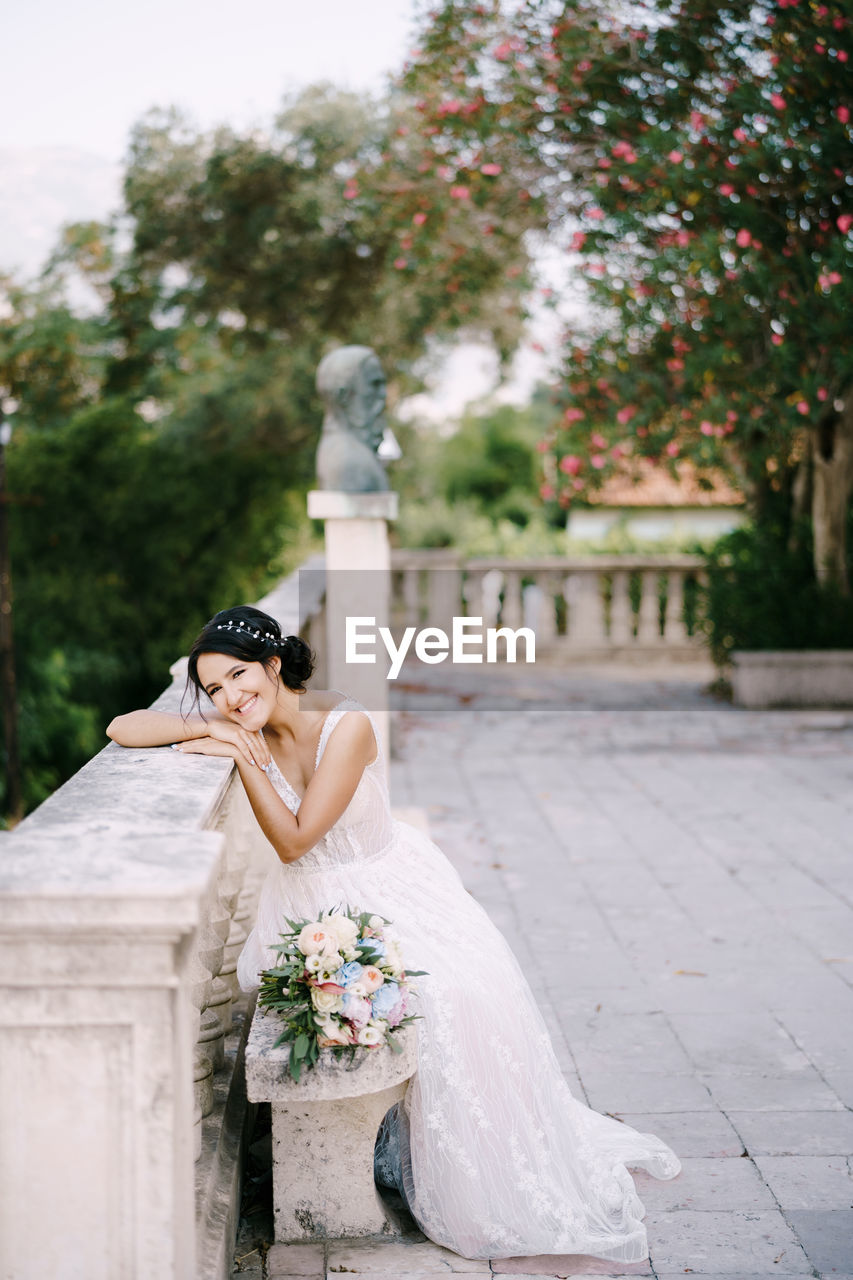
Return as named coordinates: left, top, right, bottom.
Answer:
left=637, top=570, right=662, bottom=645
left=566, top=570, right=607, bottom=647
left=664, top=570, right=688, bottom=644
left=609, top=571, right=633, bottom=646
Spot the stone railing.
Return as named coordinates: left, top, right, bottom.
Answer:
left=391, top=550, right=707, bottom=657
left=0, top=555, right=326, bottom=1280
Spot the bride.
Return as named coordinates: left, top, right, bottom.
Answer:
left=108, top=604, right=680, bottom=1262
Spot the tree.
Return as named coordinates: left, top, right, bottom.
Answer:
left=401, top=0, right=853, bottom=589
left=1, top=83, right=537, bottom=815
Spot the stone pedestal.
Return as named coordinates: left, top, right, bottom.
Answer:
left=245, top=1010, right=417, bottom=1241
left=307, top=490, right=398, bottom=763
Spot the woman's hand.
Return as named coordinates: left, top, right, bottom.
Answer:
left=202, top=720, right=272, bottom=769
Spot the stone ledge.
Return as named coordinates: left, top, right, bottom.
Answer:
left=246, top=1010, right=417, bottom=1102
left=731, top=649, right=853, bottom=709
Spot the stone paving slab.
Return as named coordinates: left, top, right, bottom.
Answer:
left=644, top=1209, right=812, bottom=1272
left=614, top=1111, right=745, bottom=1158
left=728, top=1110, right=853, bottom=1156
left=490, top=1259, right=651, bottom=1276
left=267, top=1241, right=325, bottom=1274
left=753, top=1154, right=853, bottom=1210
left=785, top=1210, right=853, bottom=1274
left=326, top=1239, right=491, bottom=1273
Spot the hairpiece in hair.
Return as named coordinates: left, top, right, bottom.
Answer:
left=216, top=622, right=280, bottom=643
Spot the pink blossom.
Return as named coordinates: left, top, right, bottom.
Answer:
left=733, top=128, right=748, bottom=143
left=666, top=357, right=684, bottom=372
left=837, top=106, right=850, bottom=124
left=449, top=185, right=470, bottom=200
left=796, top=401, right=809, bottom=415
left=690, top=110, right=705, bottom=131
left=700, top=420, right=714, bottom=436
left=817, top=387, right=829, bottom=401
left=770, top=93, right=786, bottom=111
left=413, top=211, right=428, bottom=226
left=570, top=231, right=587, bottom=251
left=598, top=157, right=613, bottom=169
left=736, top=228, right=752, bottom=247
left=393, top=257, right=408, bottom=270
left=559, top=454, right=582, bottom=475
left=343, top=181, right=359, bottom=200
left=726, top=410, right=738, bottom=423
left=665, top=441, right=680, bottom=457
left=839, top=51, right=849, bottom=63
left=591, top=432, right=607, bottom=449
left=616, top=405, right=636, bottom=425
left=611, top=445, right=625, bottom=460
left=719, top=183, right=735, bottom=197
left=771, top=333, right=784, bottom=346
left=540, top=483, right=556, bottom=500
left=590, top=454, right=606, bottom=469
left=587, top=206, right=604, bottom=220
left=668, top=150, right=683, bottom=164
left=480, top=163, right=502, bottom=176
left=837, top=214, right=853, bottom=234
left=564, top=407, right=584, bottom=423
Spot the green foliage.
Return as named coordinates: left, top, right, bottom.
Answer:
left=1, top=83, right=535, bottom=817
left=703, top=514, right=853, bottom=666
left=394, top=398, right=563, bottom=552
left=403, top=1, right=853, bottom=576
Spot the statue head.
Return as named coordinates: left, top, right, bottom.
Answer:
left=316, top=345, right=386, bottom=453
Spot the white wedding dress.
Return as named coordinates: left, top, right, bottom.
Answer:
left=238, top=698, right=680, bottom=1262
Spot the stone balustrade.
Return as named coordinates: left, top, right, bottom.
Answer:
left=0, top=555, right=327, bottom=1280
left=391, top=550, right=707, bottom=658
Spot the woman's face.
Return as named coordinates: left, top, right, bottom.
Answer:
left=196, top=651, right=281, bottom=730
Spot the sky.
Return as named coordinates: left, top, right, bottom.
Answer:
left=2, top=0, right=420, bottom=159
left=1, top=0, right=555, bottom=414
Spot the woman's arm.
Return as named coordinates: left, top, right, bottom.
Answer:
left=106, top=708, right=211, bottom=747
left=106, top=708, right=271, bottom=768
left=235, top=711, right=376, bottom=864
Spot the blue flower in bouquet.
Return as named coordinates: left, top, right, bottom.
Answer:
left=370, top=981, right=399, bottom=1020
left=366, top=937, right=386, bottom=959
left=337, top=960, right=364, bottom=987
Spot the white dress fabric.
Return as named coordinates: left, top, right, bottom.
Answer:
left=238, top=698, right=681, bottom=1262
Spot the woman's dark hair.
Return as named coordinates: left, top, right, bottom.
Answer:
left=185, top=605, right=314, bottom=712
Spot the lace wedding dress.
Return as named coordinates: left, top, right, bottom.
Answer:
left=238, top=698, right=680, bottom=1262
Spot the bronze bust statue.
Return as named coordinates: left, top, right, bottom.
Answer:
left=315, top=346, right=390, bottom=492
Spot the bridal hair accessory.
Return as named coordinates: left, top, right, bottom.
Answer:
left=217, top=621, right=281, bottom=644
left=258, top=907, right=426, bottom=1082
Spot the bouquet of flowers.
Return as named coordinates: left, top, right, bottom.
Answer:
left=257, top=907, right=424, bottom=1081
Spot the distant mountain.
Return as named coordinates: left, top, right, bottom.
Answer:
left=0, top=146, right=121, bottom=280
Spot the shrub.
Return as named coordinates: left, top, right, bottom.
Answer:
left=702, top=515, right=853, bottom=667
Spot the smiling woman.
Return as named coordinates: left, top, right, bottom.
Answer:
left=107, top=602, right=681, bottom=1263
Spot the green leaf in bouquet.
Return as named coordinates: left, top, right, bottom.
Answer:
left=293, top=1032, right=310, bottom=1061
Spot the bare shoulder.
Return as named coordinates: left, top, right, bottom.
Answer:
left=321, top=707, right=378, bottom=765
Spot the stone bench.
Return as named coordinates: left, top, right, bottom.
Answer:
left=245, top=1010, right=418, bottom=1241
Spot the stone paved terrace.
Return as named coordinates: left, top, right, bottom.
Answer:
left=234, top=660, right=853, bottom=1280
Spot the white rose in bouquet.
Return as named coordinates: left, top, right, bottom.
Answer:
left=324, top=911, right=359, bottom=953
left=357, top=1024, right=384, bottom=1047
left=297, top=922, right=336, bottom=956
left=311, top=987, right=344, bottom=1015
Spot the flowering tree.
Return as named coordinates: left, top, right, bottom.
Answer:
left=402, top=0, right=853, bottom=589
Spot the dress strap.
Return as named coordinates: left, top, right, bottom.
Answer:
left=315, top=696, right=380, bottom=768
